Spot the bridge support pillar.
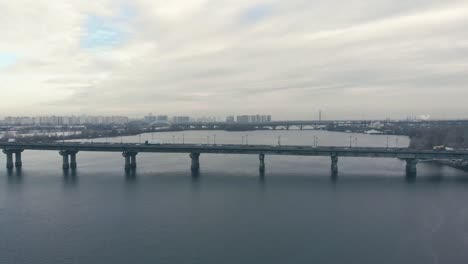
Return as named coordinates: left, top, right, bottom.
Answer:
left=14, top=150, right=23, bottom=168
left=405, top=159, right=418, bottom=177
left=3, top=150, right=14, bottom=169
left=131, top=153, right=137, bottom=169
left=259, top=154, right=265, bottom=172
left=59, top=151, right=70, bottom=170
left=331, top=155, right=338, bottom=175
left=190, top=153, right=200, bottom=172
left=69, top=151, right=78, bottom=169
left=124, top=155, right=131, bottom=171
left=122, top=152, right=137, bottom=171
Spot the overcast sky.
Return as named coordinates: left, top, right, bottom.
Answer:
left=0, top=0, right=467, bottom=119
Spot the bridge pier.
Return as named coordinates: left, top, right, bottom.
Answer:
left=60, top=151, right=70, bottom=170
left=69, top=151, right=78, bottom=169
left=331, top=155, right=338, bottom=175
left=259, top=153, right=265, bottom=172
left=15, top=150, right=23, bottom=168
left=122, top=152, right=138, bottom=171
left=190, top=153, right=200, bottom=172
left=3, top=150, right=14, bottom=169
left=4, top=150, right=24, bottom=169
left=131, top=153, right=137, bottom=169
left=124, top=154, right=131, bottom=171
left=59, top=150, right=78, bottom=170
left=405, top=159, right=418, bottom=177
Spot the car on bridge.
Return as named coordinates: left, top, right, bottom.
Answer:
left=145, top=140, right=161, bottom=145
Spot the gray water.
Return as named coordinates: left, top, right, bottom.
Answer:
left=1, top=130, right=468, bottom=264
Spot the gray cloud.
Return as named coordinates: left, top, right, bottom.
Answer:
left=0, top=0, right=467, bottom=119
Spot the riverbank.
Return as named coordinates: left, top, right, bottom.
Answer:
left=406, top=124, right=468, bottom=171
left=434, top=159, right=468, bottom=172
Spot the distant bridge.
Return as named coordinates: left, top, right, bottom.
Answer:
left=171, top=120, right=337, bottom=130
left=2, top=142, right=468, bottom=177
left=170, top=119, right=468, bottom=130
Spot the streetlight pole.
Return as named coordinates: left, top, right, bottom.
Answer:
left=213, top=134, right=216, bottom=145
left=246, top=135, right=249, bottom=145
left=182, top=134, right=185, bottom=144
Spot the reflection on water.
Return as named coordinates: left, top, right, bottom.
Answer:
left=7, top=167, right=22, bottom=184
left=125, top=169, right=137, bottom=183
left=1, top=130, right=468, bottom=264
left=62, top=169, right=78, bottom=187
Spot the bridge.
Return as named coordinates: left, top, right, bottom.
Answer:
left=171, top=120, right=362, bottom=130
left=170, top=119, right=468, bottom=131
left=1, top=142, right=468, bottom=177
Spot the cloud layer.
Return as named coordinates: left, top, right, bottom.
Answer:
left=1, top=0, right=467, bottom=119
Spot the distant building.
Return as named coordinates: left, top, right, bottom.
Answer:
left=144, top=113, right=157, bottom=123
left=196, top=116, right=217, bottom=122
left=144, top=114, right=168, bottom=123
left=2, top=115, right=129, bottom=125
left=236, top=115, right=272, bottom=123
left=226, top=116, right=235, bottom=123
left=156, top=115, right=168, bottom=122
left=172, top=116, right=190, bottom=123
left=369, top=122, right=384, bottom=130
left=236, top=115, right=250, bottom=123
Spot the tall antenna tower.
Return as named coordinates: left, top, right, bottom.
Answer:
left=319, top=109, right=322, bottom=122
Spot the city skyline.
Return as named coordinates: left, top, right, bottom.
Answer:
left=2, top=112, right=467, bottom=125
left=1, top=114, right=273, bottom=124
left=1, top=0, right=468, bottom=119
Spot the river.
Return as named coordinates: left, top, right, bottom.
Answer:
left=1, top=130, right=468, bottom=263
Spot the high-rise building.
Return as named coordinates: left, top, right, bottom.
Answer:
left=156, top=115, right=168, bottom=122
left=144, top=113, right=157, bottom=123
left=236, top=115, right=272, bottom=123
left=2, top=115, right=129, bottom=125
left=172, top=116, right=190, bottom=123
left=236, top=115, right=250, bottom=123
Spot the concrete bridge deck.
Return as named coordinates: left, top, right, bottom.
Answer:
left=1, top=142, right=468, bottom=176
